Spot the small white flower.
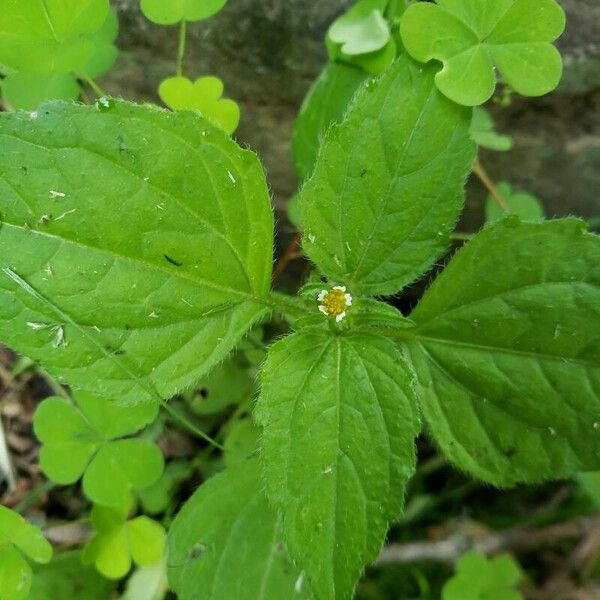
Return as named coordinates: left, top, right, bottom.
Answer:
left=317, top=285, right=352, bottom=322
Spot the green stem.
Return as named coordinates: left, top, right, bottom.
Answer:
left=176, top=20, right=187, bottom=77
left=14, top=480, right=55, bottom=514
left=161, top=401, right=224, bottom=450
left=82, top=74, right=107, bottom=98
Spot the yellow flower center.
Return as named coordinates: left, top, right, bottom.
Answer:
left=321, top=288, right=348, bottom=317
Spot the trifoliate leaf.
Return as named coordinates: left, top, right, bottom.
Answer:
left=255, top=328, right=420, bottom=600
left=485, top=182, right=544, bottom=223
left=442, top=551, right=523, bottom=600
left=34, top=392, right=162, bottom=505
left=470, top=107, right=513, bottom=151
left=301, top=56, right=475, bottom=296
left=0, top=101, right=273, bottom=403
left=140, top=0, right=228, bottom=25
left=158, top=76, right=240, bottom=135
left=407, top=219, right=600, bottom=485
left=292, top=62, right=368, bottom=181
left=0, top=0, right=110, bottom=75
left=400, top=0, right=566, bottom=105
left=0, top=505, right=53, bottom=600
left=83, top=506, right=165, bottom=580
left=168, top=460, right=313, bottom=600
left=83, top=9, right=119, bottom=79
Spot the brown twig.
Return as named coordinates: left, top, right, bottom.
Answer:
left=472, top=158, right=510, bottom=210
left=272, top=231, right=302, bottom=286
left=376, top=515, right=600, bottom=566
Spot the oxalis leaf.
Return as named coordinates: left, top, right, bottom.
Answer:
left=301, top=55, right=475, bottom=297
left=0, top=0, right=110, bottom=75
left=400, top=0, right=566, bottom=106
left=83, top=502, right=165, bottom=580
left=141, top=0, right=228, bottom=25
left=255, top=328, right=420, bottom=600
left=406, top=218, right=600, bottom=486
left=167, top=459, right=313, bottom=600
left=158, top=76, right=240, bottom=135
left=0, top=100, right=273, bottom=403
left=34, top=391, right=163, bottom=506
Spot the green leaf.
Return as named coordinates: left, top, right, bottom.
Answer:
left=2, top=73, right=80, bottom=111
left=576, top=472, right=600, bottom=509
left=0, top=506, right=53, bottom=564
left=83, top=507, right=165, bottom=580
left=407, top=218, right=600, bottom=485
left=0, top=100, right=273, bottom=403
left=255, top=328, right=420, bottom=600
left=0, top=505, right=53, bottom=600
left=292, top=62, right=368, bottom=181
left=140, top=0, right=228, bottom=25
left=120, top=561, right=167, bottom=600
left=223, top=418, right=259, bottom=466
left=34, top=391, right=162, bottom=505
left=158, top=76, right=240, bottom=135
left=442, top=551, right=522, bottom=600
left=301, top=56, right=475, bottom=296
left=470, top=107, right=513, bottom=152
left=83, top=9, right=119, bottom=79
left=168, top=459, right=313, bottom=600
left=0, top=0, right=110, bottom=75
left=29, top=551, right=117, bottom=600
left=83, top=439, right=164, bottom=507
left=400, top=0, right=566, bottom=105
left=328, top=0, right=390, bottom=56
left=485, top=182, right=544, bottom=224
left=0, top=545, right=32, bottom=600
left=187, top=354, right=254, bottom=416
left=138, top=460, right=193, bottom=515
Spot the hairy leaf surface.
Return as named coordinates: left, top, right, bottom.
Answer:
left=301, top=56, right=475, bottom=296
left=408, top=219, right=600, bottom=485
left=0, top=101, right=273, bottom=403
left=168, top=460, right=312, bottom=600
left=255, top=328, right=420, bottom=600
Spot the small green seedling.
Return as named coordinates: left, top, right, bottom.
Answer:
left=34, top=392, right=163, bottom=507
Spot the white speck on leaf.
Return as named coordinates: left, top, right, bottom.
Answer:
left=548, top=427, right=557, bottom=436
left=227, top=170, right=236, bottom=184
left=52, top=326, right=66, bottom=348
left=308, top=234, right=316, bottom=243
left=53, top=208, right=76, bottom=221
left=26, top=322, right=48, bottom=330
left=29, top=112, right=38, bottom=119
left=49, top=190, right=66, bottom=199
left=294, top=572, right=305, bottom=593
left=149, top=311, right=160, bottom=319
